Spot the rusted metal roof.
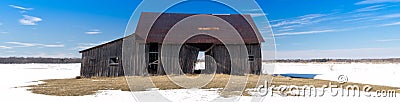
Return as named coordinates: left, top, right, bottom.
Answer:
left=80, top=12, right=265, bottom=53
left=135, top=12, right=264, bottom=44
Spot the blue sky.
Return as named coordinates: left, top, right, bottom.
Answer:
left=0, top=0, right=399, bottom=59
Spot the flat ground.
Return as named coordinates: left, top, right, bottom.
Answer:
left=26, top=74, right=400, bottom=96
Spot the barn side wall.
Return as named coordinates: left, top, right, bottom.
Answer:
left=81, top=41, right=262, bottom=77
left=208, top=45, right=231, bottom=74
left=205, top=44, right=261, bottom=75
left=80, top=40, right=123, bottom=77
left=247, top=44, right=262, bottom=74
left=121, top=35, right=148, bottom=76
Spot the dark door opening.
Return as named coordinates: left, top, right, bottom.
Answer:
left=148, top=43, right=158, bottom=75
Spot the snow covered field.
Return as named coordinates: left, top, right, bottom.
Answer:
left=1, top=63, right=399, bottom=102
left=273, top=63, right=400, bottom=87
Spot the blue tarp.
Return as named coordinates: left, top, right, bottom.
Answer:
left=273, top=74, right=319, bottom=79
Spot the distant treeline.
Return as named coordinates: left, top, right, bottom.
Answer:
left=0, top=57, right=81, bottom=64
left=272, top=58, right=400, bottom=63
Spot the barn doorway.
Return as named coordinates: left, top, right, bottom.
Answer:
left=185, top=43, right=215, bottom=74
left=194, top=51, right=205, bottom=74
left=148, top=43, right=159, bottom=75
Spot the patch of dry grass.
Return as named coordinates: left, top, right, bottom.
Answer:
left=24, top=74, right=400, bottom=96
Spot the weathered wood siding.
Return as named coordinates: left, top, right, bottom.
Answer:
left=179, top=45, right=200, bottom=74
left=81, top=41, right=261, bottom=77
left=80, top=36, right=261, bottom=77
left=208, top=45, right=231, bottom=74
left=81, top=40, right=123, bottom=77
left=204, top=44, right=261, bottom=75
left=247, top=44, right=262, bottom=74
left=122, top=35, right=148, bottom=76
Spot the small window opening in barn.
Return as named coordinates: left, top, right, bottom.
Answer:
left=248, top=55, right=255, bottom=62
left=194, top=51, right=206, bottom=74
left=109, top=57, right=119, bottom=66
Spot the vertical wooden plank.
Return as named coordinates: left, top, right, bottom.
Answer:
left=179, top=45, right=199, bottom=74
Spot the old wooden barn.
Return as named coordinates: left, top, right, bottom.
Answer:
left=80, top=12, right=264, bottom=77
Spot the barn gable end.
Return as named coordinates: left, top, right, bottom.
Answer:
left=80, top=12, right=264, bottom=77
